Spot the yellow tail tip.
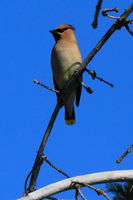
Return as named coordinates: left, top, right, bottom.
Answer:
left=65, top=119, right=75, bottom=125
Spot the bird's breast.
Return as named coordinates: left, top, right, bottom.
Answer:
left=51, top=42, right=82, bottom=89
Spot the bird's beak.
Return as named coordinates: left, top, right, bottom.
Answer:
left=49, top=30, right=57, bottom=34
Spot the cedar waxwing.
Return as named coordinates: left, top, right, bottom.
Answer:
left=50, top=24, right=82, bottom=125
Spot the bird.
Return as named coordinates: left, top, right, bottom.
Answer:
left=50, top=24, right=82, bottom=125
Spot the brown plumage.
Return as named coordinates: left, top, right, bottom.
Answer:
left=50, top=24, right=82, bottom=125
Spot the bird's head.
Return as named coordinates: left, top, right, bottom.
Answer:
left=49, top=24, right=76, bottom=42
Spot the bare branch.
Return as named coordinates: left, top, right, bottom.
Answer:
left=72, top=181, right=111, bottom=200
left=125, top=24, right=133, bottom=36
left=43, top=156, right=86, bottom=200
left=82, top=4, right=133, bottom=70
left=102, top=8, right=119, bottom=19
left=102, top=7, right=133, bottom=36
left=92, top=0, right=103, bottom=28
left=27, top=103, right=61, bottom=192
left=76, top=188, right=87, bottom=200
left=42, top=155, right=70, bottom=178
left=120, top=4, right=133, bottom=20
left=24, top=170, right=33, bottom=195
left=116, top=144, right=133, bottom=163
left=18, top=170, right=133, bottom=200
left=85, top=69, right=114, bottom=87
left=81, top=82, right=94, bottom=94
left=75, top=189, right=79, bottom=200
left=25, top=4, right=133, bottom=193
left=33, top=80, right=60, bottom=94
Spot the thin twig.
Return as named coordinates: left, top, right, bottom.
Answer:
left=43, top=155, right=86, bottom=200
left=85, top=69, right=114, bottom=87
left=102, top=8, right=119, bottom=19
left=96, top=75, right=114, bottom=87
left=75, top=189, right=79, bottom=200
left=33, top=80, right=60, bottom=94
left=42, top=155, right=70, bottom=178
left=125, top=24, right=133, bottom=36
left=42, top=155, right=86, bottom=200
left=92, top=0, right=103, bottom=28
left=43, top=156, right=86, bottom=200
left=116, top=144, right=133, bottom=163
left=24, top=170, right=33, bottom=195
left=76, top=188, right=87, bottom=200
left=72, top=181, right=111, bottom=200
left=26, top=4, right=133, bottom=194
left=81, top=82, right=94, bottom=94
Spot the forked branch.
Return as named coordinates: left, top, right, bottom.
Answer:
left=25, top=3, right=133, bottom=194
left=18, top=170, right=133, bottom=200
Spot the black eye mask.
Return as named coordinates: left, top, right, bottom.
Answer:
left=55, top=28, right=68, bottom=33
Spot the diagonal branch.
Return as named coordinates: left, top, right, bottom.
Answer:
left=42, top=156, right=70, bottom=178
left=25, top=3, right=133, bottom=194
left=125, top=24, right=133, bottom=36
left=81, top=81, right=94, bottom=94
left=76, top=188, right=87, bottom=200
left=85, top=69, right=114, bottom=87
left=43, top=156, right=86, bottom=200
left=27, top=103, right=61, bottom=192
left=116, top=144, right=133, bottom=163
left=33, top=80, right=60, bottom=94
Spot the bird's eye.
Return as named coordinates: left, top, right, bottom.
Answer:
left=56, top=28, right=68, bottom=33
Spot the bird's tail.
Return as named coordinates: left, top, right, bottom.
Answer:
left=65, top=106, right=75, bottom=125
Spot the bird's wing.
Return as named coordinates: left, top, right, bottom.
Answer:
left=76, top=78, right=82, bottom=107
left=53, top=74, right=82, bottom=106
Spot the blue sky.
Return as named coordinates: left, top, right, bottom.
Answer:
left=0, top=1, right=133, bottom=199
